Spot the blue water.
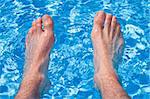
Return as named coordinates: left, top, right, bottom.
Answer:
left=0, top=0, right=149, bottom=99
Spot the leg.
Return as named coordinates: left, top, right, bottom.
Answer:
left=91, top=11, right=130, bottom=99
left=15, top=15, right=54, bottom=99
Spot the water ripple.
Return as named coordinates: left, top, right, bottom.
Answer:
left=0, top=0, right=149, bottom=98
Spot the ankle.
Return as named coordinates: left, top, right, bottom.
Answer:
left=23, top=69, right=45, bottom=83
left=94, top=70, right=118, bottom=87
left=18, top=73, right=45, bottom=94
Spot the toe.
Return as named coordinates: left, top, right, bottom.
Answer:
left=32, top=20, right=36, bottom=27
left=110, top=16, right=117, bottom=40
left=31, top=19, right=37, bottom=35
left=103, top=14, right=112, bottom=38
left=91, top=11, right=106, bottom=40
left=35, top=18, right=43, bottom=33
left=116, top=37, right=124, bottom=54
left=32, top=25, right=37, bottom=35
left=119, top=37, right=124, bottom=46
left=115, top=23, right=121, bottom=37
left=104, top=14, right=112, bottom=30
left=26, top=28, right=34, bottom=47
left=42, top=14, right=53, bottom=32
left=113, top=23, right=121, bottom=42
left=94, top=11, right=106, bottom=29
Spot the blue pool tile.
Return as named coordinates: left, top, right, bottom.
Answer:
left=135, top=74, right=150, bottom=85
left=126, top=82, right=140, bottom=94
left=133, top=93, right=150, bottom=99
left=0, top=85, right=8, bottom=93
left=0, top=95, right=9, bottom=99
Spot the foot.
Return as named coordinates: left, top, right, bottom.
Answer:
left=91, top=11, right=124, bottom=84
left=91, top=11, right=129, bottom=99
left=16, top=15, right=54, bottom=98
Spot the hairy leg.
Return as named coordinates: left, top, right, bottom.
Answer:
left=15, top=15, right=54, bottom=99
left=91, top=11, right=130, bottom=99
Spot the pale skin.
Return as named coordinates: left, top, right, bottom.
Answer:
left=15, top=11, right=130, bottom=99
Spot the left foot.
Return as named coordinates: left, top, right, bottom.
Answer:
left=91, top=11, right=123, bottom=76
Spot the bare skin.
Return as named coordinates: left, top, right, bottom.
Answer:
left=15, top=15, right=54, bottom=99
left=91, top=11, right=130, bottom=99
left=15, top=11, right=129, bottom=99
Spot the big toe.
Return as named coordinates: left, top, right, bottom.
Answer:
left=42, top=14, right=53, bottom=32
left=94, top=11, right=106, bottom=29
left=91, top=11, right=106, bottom=39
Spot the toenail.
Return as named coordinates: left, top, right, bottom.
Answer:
left=113, top=17, right=116, bottom=21
left=28, top=28, right=33, bottom=33
left=43, top=14, right=49, bottom=18
left=36, top=23, right=41, bottom=27
left=36, top=18, right=41, bottom=22
left=107, top=14, right=112, bottom=18
left=43, top=17, right=50, bottom=23
left=96, top=11, right=104, bottom=16
left=32, top=21, right=36, bottom=26
left=42, top=14, right=50, bottom=20
left=45, top=21, right=53, bottom=26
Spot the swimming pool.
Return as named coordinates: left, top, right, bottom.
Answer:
left=0, top=0, right=149, bottom=98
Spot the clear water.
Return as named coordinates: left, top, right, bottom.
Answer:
left=0, top=0, right=149, bottom=99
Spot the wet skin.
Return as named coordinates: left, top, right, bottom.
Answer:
left=15, top=11, right=130, bottom=99
left=91, top=11, right=129, bottom=99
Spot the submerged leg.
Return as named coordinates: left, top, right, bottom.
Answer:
left=15, top=15, right=54, bottom=99
left=91, top=11, right=130, bottom=99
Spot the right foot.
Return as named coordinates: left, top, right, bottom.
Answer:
left=91, top=11, right=124, bottom=84
left=16, top=15, right=54, bottom=99
left=91, top=11, right=130, bottom=99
